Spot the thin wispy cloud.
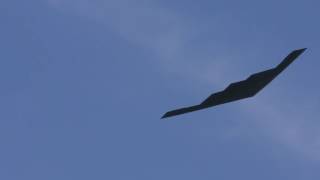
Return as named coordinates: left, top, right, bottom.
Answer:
left=47, top=0, right=234, bottom=81
left=47, top=0, right=320, bottom=159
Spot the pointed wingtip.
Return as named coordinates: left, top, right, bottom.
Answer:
left=161, top=113, right=169, bottom=119
left=295, top=48, right=307, bottom=53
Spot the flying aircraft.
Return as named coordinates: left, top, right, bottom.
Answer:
left=162, top=48, right=307, bottom=119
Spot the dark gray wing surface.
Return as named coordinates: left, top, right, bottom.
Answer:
left=162, top=48, right=307, bottom=119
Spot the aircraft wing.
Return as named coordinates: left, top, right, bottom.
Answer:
left=162, top=48, right=306, bottom=119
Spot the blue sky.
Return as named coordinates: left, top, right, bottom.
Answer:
left=1, top=0, right=320, bottom=179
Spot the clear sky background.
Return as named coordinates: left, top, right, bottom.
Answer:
left=1, top=0, right=320, bottom=179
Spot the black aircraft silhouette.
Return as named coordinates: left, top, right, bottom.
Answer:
left=162, top=48, right=307, bottom=119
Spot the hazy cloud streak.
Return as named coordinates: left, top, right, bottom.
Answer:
left=47, top=0, right=320, bottom=159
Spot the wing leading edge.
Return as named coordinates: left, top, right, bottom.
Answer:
left=162, top=48, right=307, bottom=119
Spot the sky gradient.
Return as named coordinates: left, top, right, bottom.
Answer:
left=1, top=0, right=320, bottom=179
